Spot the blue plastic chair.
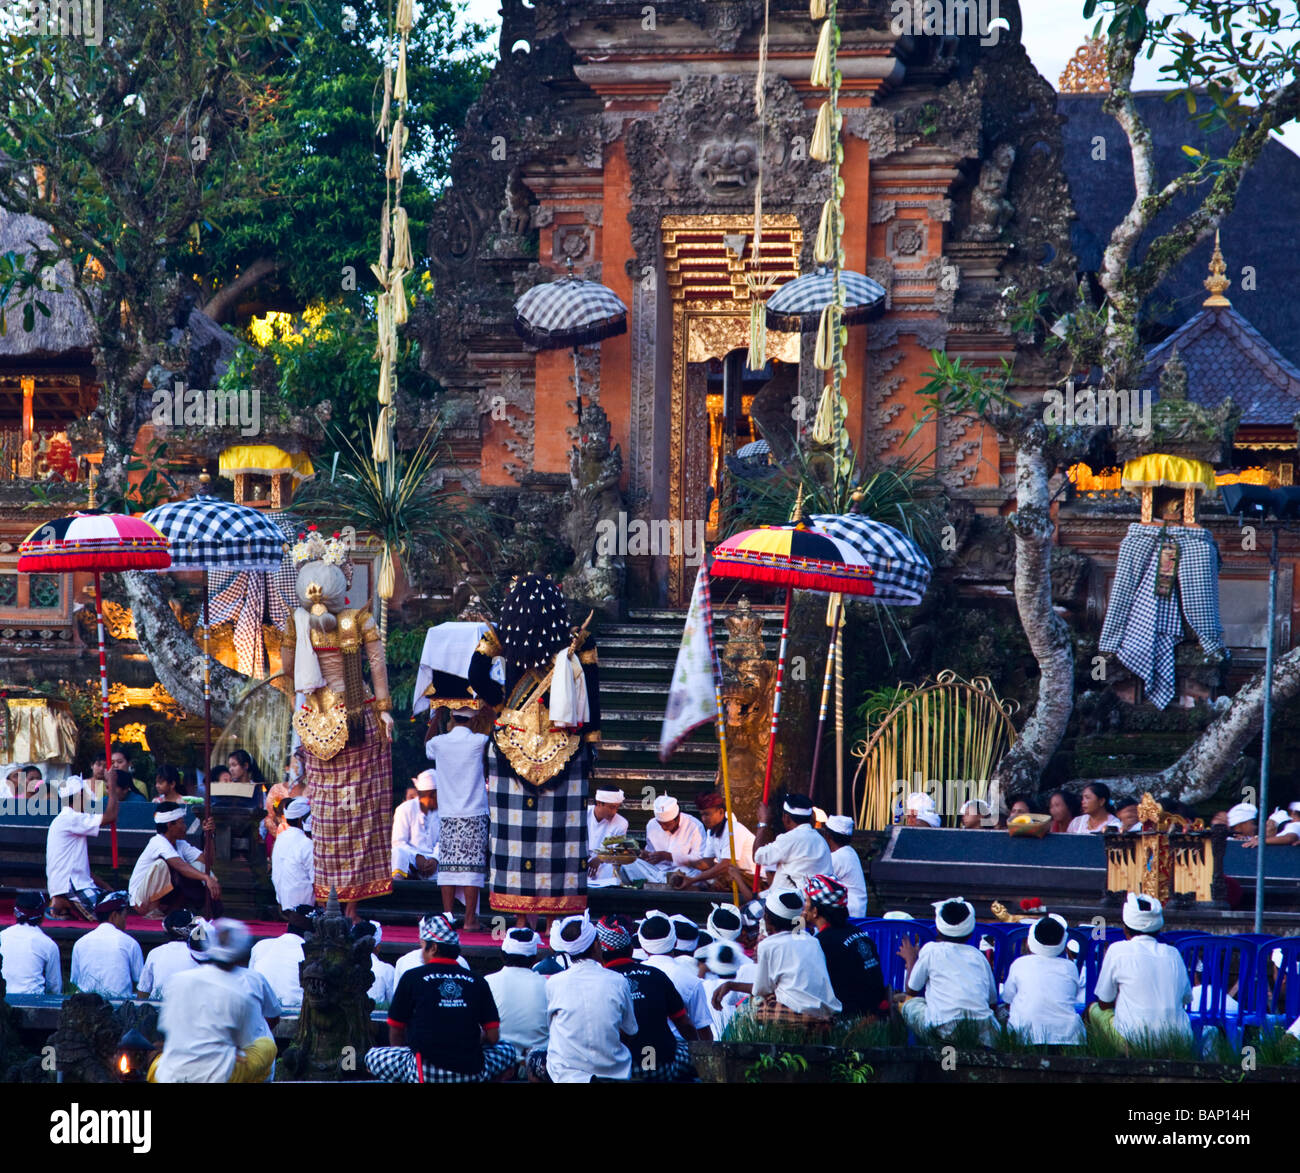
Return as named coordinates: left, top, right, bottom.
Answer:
left=1251, top=937, right=1300, bottom=1034
left=864, top=920, right=937, bottom=994
left=1175, top=934, right=1253, bottom=1047
left=990, top=925, right=1030, bottom=986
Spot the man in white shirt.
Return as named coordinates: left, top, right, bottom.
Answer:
left=897, top=898, right=999, bottom=1045
left=69, top=890, right=143, bottom=998
left=1001, top=914, right=1085, bottom=1045
left=642, top=795, right=706, bottom=877
left=129, top=803, right=221, bottom=918
left=0, top=890, right=62, bottom=994
left=352, top=920, right=396, bottom=1007
left=272, top=797, right=315, bottom=912
left=821, top=815, right=868, bottom=918
left=425, top=706, right=491, bottom=931
left=744, top=888, right=841, bottom=1023
left=752, top=793, right=833, bottom=894
left=535, top=914, right=639, bottom=1083
left=391, top=770, right=440, bottom=881
left=149, top=918, right=277, bottom=1083
left=587, top=787, right=631, bottom=885
left=485, top=927, right=549, bottom=1059
left=46, top=777, right=119, bottom=920
left=137, top=908, right=202, bottom=999
left=638, top=911, right=713, bottom=1040
left=678, top=791, right=756, bottom=890
left=701, top=941, right=747, bottom=1037
left=249, top=908, right=313, bottom=1009
left=1089, top=893, right=1192, bottom=1047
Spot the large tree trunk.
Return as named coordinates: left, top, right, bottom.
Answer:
left=199, top=257, right=281, bottom=325
left=990, top=428, right=1075, bottom=797
left=121, top=571, right=245, bottom=726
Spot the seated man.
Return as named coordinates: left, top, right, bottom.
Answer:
left=391, top=770, right=440, bottom=881
left=587, top=787, right=630, bottom=885
left=1087, top=893, right=1191, bottom=1048
left=638, top=912, right=713, bottom=1041
left=805, top=875, right=887, bottom=1020
left=746, top=888, right=840, bottom=1024
left=46, top=777, right=119, bottom=920
left=822, top=815, right=868, bottom=918
left=896, top=898, right=998, bottom=1046
left=352, top=920, right=396, bottom=1007
left=0, top=890, right=62, bottom=995
left=365, top=914, right=516, bottom=1083
left=150, top=918, right=277, bottom=1084
left=249, top=907, right=314, bottom=1009
left=485, top=928, right=550, bottom=1060
left=642, top=795, right=706, bottom=878
left=596, top=914, right=697, bottom=1082
left=752, top=793, right=833, bottom=894
left=1001, top=914, right=1085, bottom=1046
left=677, top=791, right=756, bottom=891
left=271, top=797, right=315, bottom=912
left=70, top=890, right=143, bottom=999
left=128, top=802, right=221, bottom=918
left=138, top=909, right=201, bottom=1000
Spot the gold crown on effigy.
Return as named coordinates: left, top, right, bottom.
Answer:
left=292, top=525, right=349, bottom=569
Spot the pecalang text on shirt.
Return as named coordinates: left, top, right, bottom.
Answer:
left=50, top=1104, right=151, bottom=1154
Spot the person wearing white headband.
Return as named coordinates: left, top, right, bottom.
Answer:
left=535, top=914, right=639, bottom=1083
left=637, top=911, right=714, bottom=1040
left=1242, top=806, right=1300, bottom=850
left=349, top=919, right=396, bottom=1007
left=1088, top=893, right=1192, bottom=1048
left=1226, top=803, right=1258, bottom=837
left=391, top=770, right=441, bottom=882
left=674, top=790, right=757, bottom=892
left=642, top=794, right=707, bottom=878
left=136, top=908, right=201, bottom=1000
left=486, top=928, right=549, bottom=1061
left=752, top=791, right=833, bottom=895
left=897, top=899, right=998, bottom=1046
left=249, top=907, right=315, bottom=1009
left=821, top=814, right=867, bottom=917
left=999, top=915, right=1085, bottom=1045
left=272, top=796, right=315, bottom=914
left=128, top=801, right=220, bottom=918
left=0, top=890, right=62, bottom=996
left=45, top=771, right=121, bottom=921
left=586, top=787, right=631, bottom=886
left=150, top=917, right=278, bottom=1084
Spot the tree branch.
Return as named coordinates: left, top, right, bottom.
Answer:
left=199, top=256, right=281, bottom=324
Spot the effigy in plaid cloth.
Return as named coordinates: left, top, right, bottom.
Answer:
left=364, top=1042, right=517, bottom=1083
left=309, top=707, right=394, bottom=903
left=1099, top=524, right=1224, bottom=710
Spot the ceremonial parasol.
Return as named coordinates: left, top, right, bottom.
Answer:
left=764, top=266, right=887, bottom=332
left=513, top=260, right=628, bottom=424
left=808, top=510, right=933, bottom=810
left=709, top=517, right=876, bottom=886
left=143, top=483, right=287, bottom=866
left=18, top=512, right=171, bottom=866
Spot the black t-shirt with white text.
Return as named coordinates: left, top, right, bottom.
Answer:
left=604, top=957, right=686, bottom=1072
left=816, top=924, right=888, bottom=1017
left=388, top=960, right=500, bottom=1074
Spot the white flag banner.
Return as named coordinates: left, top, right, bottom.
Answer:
left=659, top=564, right=718, bottom=761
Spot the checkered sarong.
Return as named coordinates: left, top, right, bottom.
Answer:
left=634, top=1037, right=693, bottom=1083
left=487, top=742, right=589, bottom=915
left=1099, top=524, right=1224, bottom=710
left=307, top=707, right=394, bottom=903
left=365, top=1042, right=517, bottom=1084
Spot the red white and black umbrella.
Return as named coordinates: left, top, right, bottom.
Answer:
left=19, top=512, right=171, bottom=865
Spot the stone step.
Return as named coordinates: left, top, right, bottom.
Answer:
left=598, top=738, right=716, bottom=759
left=591, top=764, right=718, bottom=787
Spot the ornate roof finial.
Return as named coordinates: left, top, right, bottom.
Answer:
left=1203, top=229, right=1232, bottom=307
left=1059, top=38, right=1111, bottom=94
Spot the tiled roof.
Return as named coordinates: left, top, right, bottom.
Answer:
left=1143, top=306, right=1300, bottom=425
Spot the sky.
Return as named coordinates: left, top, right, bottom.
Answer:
left=455, top=0, right=1300, bottom=153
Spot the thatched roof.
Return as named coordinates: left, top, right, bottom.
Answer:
left=0, top=206, right=95, bottom=363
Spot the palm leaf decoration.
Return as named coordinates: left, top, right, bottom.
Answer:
left=293, top=418, right=496, bottom=636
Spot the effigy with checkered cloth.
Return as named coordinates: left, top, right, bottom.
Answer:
left=1099, top=523, right=1225, bottom=710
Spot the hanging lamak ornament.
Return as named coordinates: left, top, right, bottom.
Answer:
left=513, top=264, right=628, bottom=424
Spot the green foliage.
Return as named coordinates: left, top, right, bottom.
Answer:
left=196, top=0, right=491, bottom=309
left=914, top=352, right=1016, bottom=428
left=830, top=1050, right=877, bottom=1083
left=743, top=1050, right=809, bottom=1083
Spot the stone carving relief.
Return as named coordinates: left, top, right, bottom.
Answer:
left=887, top=220, right=929, bottom=260
left=962, top=143, right=1017, bottom=242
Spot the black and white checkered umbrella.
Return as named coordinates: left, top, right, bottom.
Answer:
left=143, top=497, right=286, bottom=571
left=810, top=513, right=931, bottom=606
left=513, top=276, right=628, bottom=349
left=765, top=267, right=887, bottom=332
